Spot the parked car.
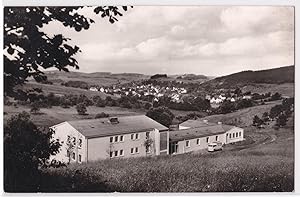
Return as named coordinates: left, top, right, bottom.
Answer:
left=208, top=142, right=223, bottom=152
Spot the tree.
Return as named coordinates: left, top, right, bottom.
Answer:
left=276, top=114, right=288, bottom=127
left=234, top=88, right=242, bottom=97
left=4, top=6, right=130, bottom=95
left=269, top=105, right=283, bottom=119
left=30, top=101, right=41, bottom=114
left=4, top=112, right=61, bottom=191
left=76, top=103, right=87, bottom=115
left=66, top=135, right=76, bottom=164
left=262, top=112, right=270, bottom=122
left=219, top=100, right=235, bottom=114
left=252, top=115, right=264, bottom=128
left=270, top=92, right=282, bottom=101
left=146, top=107, right=175, bottom=127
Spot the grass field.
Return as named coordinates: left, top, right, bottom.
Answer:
left=4, top=105, right=145, bottom=128
left=19, top=82, right=113, bottom=99
left=39, top=123, right=294, bottom=192
left=241, top=83, right=294, bottom=97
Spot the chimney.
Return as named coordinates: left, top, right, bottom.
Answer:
left=218, top=121, right=222, bottom=125
left=109, top=117, right=119, bottom=124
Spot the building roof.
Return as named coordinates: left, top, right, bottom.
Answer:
left=66, top=115, right=168, bottom=138
left=179, top=119, right=217, bottom=128
left=170, top=120, right=235, bottom=141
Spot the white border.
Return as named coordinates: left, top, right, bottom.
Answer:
left=1, top=0, right=299, bottom=196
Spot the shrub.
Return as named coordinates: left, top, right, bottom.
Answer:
left=95, top=112, right=109, bottom=119
left=146, top=107, right=174, bottom=127
left=30, top=102, right=41, bottom=114
left=4, top=112, right=61, bottom=191
left=76, top=103, right=87, bottom=115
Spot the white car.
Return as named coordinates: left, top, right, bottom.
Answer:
left=208, top=142, right=223, bottom=152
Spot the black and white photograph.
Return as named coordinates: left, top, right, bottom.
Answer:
left=2, top=2, right=297, bottom=193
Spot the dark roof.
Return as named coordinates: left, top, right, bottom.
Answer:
left=171, top=121, right=235, bottom=141
left=66, top=115, right=168, bottom=138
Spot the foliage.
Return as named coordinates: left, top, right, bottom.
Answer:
left=252, top=115, right=264, bottom=128
left=76, top=103, right=87, bottom=115
left=219, top=100, right=236, bottom=114
left=4, top=111, right=61, bottom=191
left=4, top=6, right=130, bottom=95
left=62, top=80, right=89, bottom=89
left=30, top=101, right=41, bottom=114
left=95, top=112, right=109, bottom=119
left=269, top=105, right=284, bottom=119
left=146, top=107, right=175, bottom=127
left=276, top=114, right=288, bottom=127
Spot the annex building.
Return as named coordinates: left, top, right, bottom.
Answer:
left=169, top=119, right=244, bottom=154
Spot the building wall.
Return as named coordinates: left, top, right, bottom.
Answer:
left=50, top=122, right=87, bottom=163
left=225, top=127, right=244, bottom=144
left=87, top=129, right=159, bottom=161
left=175, top=133, right=226, bottom=154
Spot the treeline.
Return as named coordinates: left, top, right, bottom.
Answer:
left=253, top=97, right=294, bottom=128
left=61, top=80, right=90, bottom=90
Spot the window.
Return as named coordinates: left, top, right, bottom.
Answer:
left=72, top=137, right=76, bottom=145
left=239, top=132, right=241, bottom=137
left=186, top=140, right=190, bottom=147
left=114, top=136, right=118, bottom=142
left=146, top=132, right=150, bottom=139
left=120, top=149, right=124, bottom=156
left=78, top=139, right=82, bottom=148
left=233, top=133, right=235, bottom=138
left=110, top=137, right=113, bottom=143
left=120, top=135, right=124, bottom=142
left=196, top=139, right=200, bottom=145
left=78, top=154, right=82, bottom=162
left=131, top=148, right=134, bottom=154
left=72, top=152, right=76, bottom=160
left=206, top=137, right=209, bottom=143
left=110, top=151, right=113, bottom=158
left=131, top=134, right=134, bottom=140
left=135, top=133, right=139, bottom=140
left=114, top=151, right=118, bottom=157
left=216, top=136, right=218, bottom=141
left=135, top=147, right=139, bottom=153
left=229, top=133, right=232, bottom=138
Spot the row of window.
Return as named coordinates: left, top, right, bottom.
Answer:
left=227, top=132, right=242, bottom=139
left=110, top=149, right=124, bottom=158
left=110, top=135, right=124, bottom=143
left=185, top=136, right=219, bottom=147
left=71, top=152, right=82, bottom=162
left=110, top=132, right=151, bottom=143
left=109, top=147, right=140, bottom=158
left=67, top=136, right=83, bottom=148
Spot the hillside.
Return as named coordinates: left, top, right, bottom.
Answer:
left=202, top=65, right=294, bottom=89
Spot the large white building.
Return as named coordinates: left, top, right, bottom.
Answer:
left=50, top=115, right=169, bottom=163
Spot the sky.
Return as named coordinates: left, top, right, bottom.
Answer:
left=42, top=6, right=294, bottom=76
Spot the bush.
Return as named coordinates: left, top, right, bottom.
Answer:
left=95, top=112, right=109, bottom=119
left=4, top=112, right=61, bottom=192
left=146, top=107, right=174, bottom=127
left=30, top=102, right=41, bottom=114
left=76, top=103, right=87, bottom=115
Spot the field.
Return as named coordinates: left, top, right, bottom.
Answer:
left=4, top=105, right=145, bottom=128
left=241, top=83, right=294, bottom=97
left=19, top=82, right=113, bottom=99
left=22, top=100, right=293, bottom=192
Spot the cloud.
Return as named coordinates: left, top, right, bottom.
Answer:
left=41, top=6, right=294, bottom=75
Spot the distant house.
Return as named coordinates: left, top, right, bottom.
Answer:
left=242, top=95, right=252, bottom=100
left=89, top=87, right=98, bottom=91
left=169, top=120, right=244, bottom=154
left=50, top=115, right=169, bottom=163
